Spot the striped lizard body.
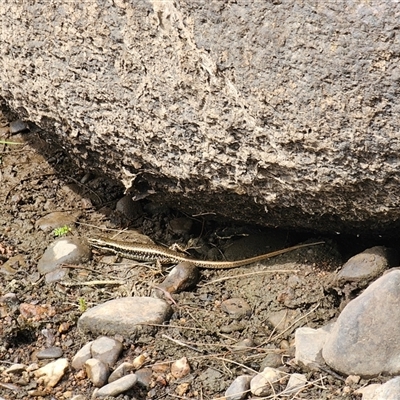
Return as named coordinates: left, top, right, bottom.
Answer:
left=88, top=237, right=324, bottom=270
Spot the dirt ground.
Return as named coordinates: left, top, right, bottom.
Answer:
left=0, top=107, right=388, bottom=399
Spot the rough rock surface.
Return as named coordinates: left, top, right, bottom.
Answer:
left=2, top=1, right=400, bottom=233
left=322, top=270, right=400, bottom=377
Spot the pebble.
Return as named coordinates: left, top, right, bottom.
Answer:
left=250, top=367, right=283, bottom=397
left=221, top=298, right=252, bottom=319
left=295, top=325, right=332, bottom=369
left=4, top=363, right=26, bottom=374
left=132, top=354, right=147, bottom=369
left=37, top=237, right=91, bottom=282
left=71, top=341, right=93, bottom=370
left=283, top=373, right=308, bottom=394
left=9, top=119, right=29, bottom=133
left=260, top=351, right=284, bottom=369
left=85, top=358, right=110, bottom=387
left=135, top=367, right=152, bottom=387
left=41, top=328, right=56, bottom=347
left=36, top=346, right=63, bottom=359
left=108, top=362, right=134, bottom=383
left=70, top=396, right=86, bottom=400
left=78, top=297, right=172, bottom=337
left=337, top=246, right=397, bottom=287
left=156, top=262, right=199, bottom=294
left=323, top=270, right=400, bottom=377
left=91, top=336, right=123, bottom=367
left=94, top=374, right=137, bottom=398
left=33, top=358, right=69, bottom=388
left=115, top=194, right=143, bottom=220
left=355, top=376, right=400, bottom=399
left=171, top=357, right=191, bottom=379
left=225, top=375, right=252, bottom=400
left=35, top=211, right=81, bottom=232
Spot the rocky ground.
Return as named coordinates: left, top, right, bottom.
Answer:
left=0, top=108, right=399, bottom=399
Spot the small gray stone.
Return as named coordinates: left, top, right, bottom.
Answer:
left=108, top=362, right=134, bottom=383
left=295, top=325, right=332, bottom=369
left=260, top=352, right=283, bottom=370
left=337, top=246, right=397, bottom=287
left=4, top=363, right=26, bottom=374
left=221, top=298, right=251, bottom=319
left=85, top=358, right=110, bottom=387
left=323, top=270, right=400, bottom=377
left=225, top=375, right=252, bottom=400
left=156, top=262, right=199, bottom=294
left=355, top=376, right=400, bottom=400
left=115, top=194, right=142, bottom=220
left=78, top=297, right=172, bottom=338
left=91, top=336, right=123, bottom=368
left=37, top=237, right=91, bottom=277
left=250, top=367, right=283, bottom=397
left=37, top=347, right=63, bottom=359
left=283, top=373, right=308, bottom=395
left=10, top=119, right=29, bottom=133
left=71, top=341, right=93, bottom=370
left=95, top=374, right=137, bottom=398
left=135, top=368, right=152, bottom=388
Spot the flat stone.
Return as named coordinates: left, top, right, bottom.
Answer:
left=108, top=362, right=134, bottom=383
left=323, top=270, right=400, bottom=377
left=78, top=297, right=172, bottom=338
left=355, top=377, right=400, bottom=400
left=95, top=374, right=137, bottom=398
left=37, top=237, right=91, bottom=277
left=135, top=368, right=152, bottom=388
left=250, top=367, right=283, bottom=397
left=283, top=373, right=308, bottom=395
left=37, top=347, right=63, bottom=359
left=225, top=375, right=252, bottom=400
left=9, top=119, right=29, bottom=133
left=337, top=246, right=397, bottom=287
left=91, top=336, right=123, bottom=367
left=295, top=325, right=332, bottom=369
left=156, top=262, right=199, bottom=294
left=71, top=341, right=93, bottom=370
left=33, top=358, right=69, bottom=388
left=4, top=363, right=26, bottom=374
left=85, top=358, right=109, bottom=387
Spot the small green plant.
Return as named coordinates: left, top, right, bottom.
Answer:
left=78, top=298, right=87, bottom=312
left=53, top=225, right=71, bottom=237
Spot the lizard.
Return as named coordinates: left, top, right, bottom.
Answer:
left=88, top=237, right=324, bottom=270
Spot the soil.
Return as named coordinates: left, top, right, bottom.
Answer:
left=0, top=107, right=386, bottom=399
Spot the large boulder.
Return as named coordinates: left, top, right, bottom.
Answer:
left=1, top=1, right=399, bottom=233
